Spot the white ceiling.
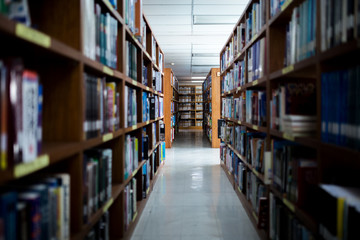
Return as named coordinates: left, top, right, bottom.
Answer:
left=143, top=0, right=247, bottom=82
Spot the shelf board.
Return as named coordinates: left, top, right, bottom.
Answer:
left=269, top=56, right=317, bottom=80
left=123, top=160, right=147, bottom=188
left=269, top=129, right=319, bottom=149
left=179, top=101, right=202, bottom=104
left=124, top=77, right=163, bottom=97
left=268, top=0, right=299, bottom=26
left=319, top=38, right=360, bottom=62
left=179, top=93, right=202, bottom=95
left=100, top=0, right=124, bottom=25
left=221, top=76, right=267, bottom=97
left=269, top=185, right=318, bottom=235
left=224, top=118, right=267, bottom=133
left=148, top=141, right=161, bottom=157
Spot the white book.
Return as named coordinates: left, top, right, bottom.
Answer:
left=54, top=174, right=70, bottom=240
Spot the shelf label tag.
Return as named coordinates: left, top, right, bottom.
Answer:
left=132, top=125, right=137, bottom=130
left=253, top=125, right=259, bottom=130
left=217, top=72, right=220, bottom=77
left=228, top=170, right=231, bottom=176
left=281, top=0, right=293, bottom=11
left=103, top=198, right=113, bottom=213
left=14, top=154, right=50, bottom=178
left=16, top=23, right=51, bottom=48
left=227, top=91, right=230, bottom=94
left=252, top=80, right=259, bottom=86
left=103, top=66, right=114, bottom=76
left=283, top=198, right=295, bottom=212
left=146, top=120, right=150, bottom=124
left=282, top=64, right=294, bottom=74
left=252, top=169, right=260, bottom=177
left=252, top=211, right=258, bottom=222
left=238, top=186, right=242, bottom=193
left=155, top=91, right=158, bottom=94
left=283, top=132, right=295, bottom=141
left=132, top=212, right=138, bottom=222
left=132, top=168, right=138, bottom=177
left=146, top=188, right=150, bottom=195
left=132, top=80, right=138, bottom=86
left=103, top=0, right=114, bottom=11
left=238, top=121, right=242, bottom=124
left=102, top=133, right=113, bottom=142
left=146, top=86, right=149, bottom=91
left=251, top=34, right=258, bottom=43
left=238, top=87, right=241, bottom=91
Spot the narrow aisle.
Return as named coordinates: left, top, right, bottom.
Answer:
left=131, top=131, right=260, bottom=240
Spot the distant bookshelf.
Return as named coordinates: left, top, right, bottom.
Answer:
left=179, top=85, right=203, bottom=130
left=0, top=1, right=164, bottom=240
left=203, top=68, right=221, bottom=148
left=219, top=0, right=360, bottom=239
left=164, top=68, right=179, bottom=148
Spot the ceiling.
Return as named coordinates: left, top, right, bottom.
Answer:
left=143, top=0, right=247, bottom=83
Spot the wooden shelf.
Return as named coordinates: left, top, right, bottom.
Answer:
left=269, top=56, right=317, bottom=80
left=269, top=129, right=319, bottom=149
left=268, top=0, right=300, bottom=26
left=221, top=76, right=267, bottom=97
left=319, top=38, right=360, bottom=62
left=148, top=141, right=161, bottom=157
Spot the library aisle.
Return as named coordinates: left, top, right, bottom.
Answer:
left=131, top=130, right=259, bottom=240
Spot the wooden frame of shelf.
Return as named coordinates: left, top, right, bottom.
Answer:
left=0, top=2, right=165, bottom=240
left=164, top=68, right=179, bottom=148
left=203, top=68, right=221, bottom=148
left=218, top=0, right=360, bottom=239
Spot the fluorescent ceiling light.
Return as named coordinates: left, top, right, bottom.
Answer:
left=193, top=15, right=239, bottom=25
left=192, top=80, right=204, bottom=82
left=191, top=77, right=205, bottom=79
left=192, top=53, right=218, bottom=57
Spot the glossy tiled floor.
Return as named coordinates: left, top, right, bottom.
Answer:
left=131, top=130, right=260, bottom=240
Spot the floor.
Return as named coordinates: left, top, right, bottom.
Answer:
left=131, top=130, right=260, bottom=240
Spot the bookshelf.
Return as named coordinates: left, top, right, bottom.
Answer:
left=179, top=85, right=203, bottom=130
left=219, top=0, right=360, bottom=239
left=0, top=1, right=165, bottom=240
left=164, top=68, right=179, bottom=148
left=203, top=68, right=221, bottom=148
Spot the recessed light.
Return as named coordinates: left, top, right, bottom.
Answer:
left=170, top=62, right=175, bottom=65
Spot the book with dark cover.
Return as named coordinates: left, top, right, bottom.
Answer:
left=16, top=202, right=27, bottom=240
left=18, top=192, right=41, bottom=240
left=0, top=191, right=17, bottom=240
left=149, top=96, right=155, bottom=120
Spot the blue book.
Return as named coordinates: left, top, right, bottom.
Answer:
left=0, top=191, right=17, bottom=240
left=18, top=192, right=41, bottom=240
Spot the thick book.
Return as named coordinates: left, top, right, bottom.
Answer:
left=18, top=192, right=41, bottom=240
left=0, top=191, right=17, bottom=240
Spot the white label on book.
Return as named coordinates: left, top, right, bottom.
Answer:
left=146, top=86, right=149, bottom=91
left=83, top=121, right=89, bottom=132
left=15, top=23, right=51, bottom=48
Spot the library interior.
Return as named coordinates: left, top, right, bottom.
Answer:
left=0, top=0, right=359, bottom=239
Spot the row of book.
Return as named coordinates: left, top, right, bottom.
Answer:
left=124, top=134, right=139, bottom=180
left=247, top=37, right=266, bottom=82
left=125, top=0, right=141, bottom=38
left=270, top=81, right=316, bottom=136
left=126, top=41, right=138, bottom=81
left=85, top=211, right=109, bottom=240
left=284, top=0, right=316, bottom=67
left=84, top=73, right=120, bottom=139
left=222, top=24, right=245, bottom=70
left=245, top=90, right=267, bottom=126
left=272, top=140, right=317, bottom=207
left=83, top=149, right=113, bottom=223
left=203, top=75, right=212, bottom=91
left=222, top=97, right=233, bottom=119
left=321, top=66, right=360, bottom=149
left=124, top=179, right=137, bottom=231
left=83, top=1, right=118, bottom=68
left=125, top=86, right=137, bottom=128
left=246, top=0, right=266, bottom=44
left=320, top=0, right=360, bottom=52
left=142, top=63, right=148, bottom=86
left=0, top=174, right=70, bottom=240
left=222, top=60, right=246, bottom=92
left=269, top=192, right=314, bottom=240
left=0, top=0, right=31, bottom=26
left=0, top=59, right=42, bottom=169
left=152, top=69, right=162, bottom=92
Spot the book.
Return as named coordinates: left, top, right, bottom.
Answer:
left=125, top=86, right=137, bottom=127
left=0, top=191, right=17, bottom=240
left=18, top=192, right=41, bottom=240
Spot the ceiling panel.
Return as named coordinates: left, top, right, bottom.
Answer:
left=193, top=5, right=246, bottom=15
left=143, top=5, right=191, bottom=15
left=192, top=57, right=219, bottom=65
left=194, top=0, right=248, bottom=4
left=192, top=44, right=223, bottom=53
left=193, top=24, right=234, bottom=33
left=142, top=15, right=191, bottom=25
left=150, top=25, right=191, bottom=34
left=144, top=0, right=192, bottom=4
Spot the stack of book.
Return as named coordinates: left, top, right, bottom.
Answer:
left=0, top=59, right=42, bottom=170
left=245, top=90, right=267, bottom=126
left=246, top=0, right=266, bottom=43
left=0, top=174, right=70, bottom=240
left=83, top=149, right=113, bottom=224
left=124, top=135, right=139, bottom=180
left=82, top=1, right=118, bottom=68
left=270, top=81, right=316, bottom=136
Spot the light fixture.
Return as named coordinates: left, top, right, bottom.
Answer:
left=191, top=77, right=205, bottom=79
left=192, top=53, right=218, bottom=57
left=191, top=80, right=204, bottom=83
left=170, top=62, right=175, bottom=65
left=193, top=15, right=239, bottom=25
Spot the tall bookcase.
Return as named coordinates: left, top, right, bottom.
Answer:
left=219, top=0, right=360, bottom=239
left=179, top=85, right=203, bottom=130
left=0, top=1, right=165, bottom=239
left=203, top=68, right=221, bottom=148
left=164, top=68, right=179, bottom=148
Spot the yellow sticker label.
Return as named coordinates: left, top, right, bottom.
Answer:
left=283, top=132, right=295, bottom=141
left=132, top=125, right=137, bottom=130
left=281, top=0, right=293, bottom=11
left=132, top=168, right=138, bottom=177
left=103, top=66, right=114, bottom=76
left=132, top=212, right=138, bottom=222
left=132, top=80, right=138, bottom=86
left=146, top=120, right=150, bottom=124
left=238, top=121, right=241, bottom=124
left=283, top=198, right=295, bottom=212
left=237, top=87, right=241, bottom=91
left=155, top=91, right=158, bottom=94
left=15, top=23, right=51, bottom=48
left=252, top=211, right=258, bottom=222
left=252, top=80, right=259, bottom=86
left=252, top=169, right=259, bottom=177
left=103, top=133, right=113, bottom=142
left=14, top=155, right=50, bottom=178
left=103, top=198, right=113, bottom=213
left=228, top=171, right=231, bottom=176
left=282, top=64, right=294, bottom=75
left=227, top=91, right=230, bottom=94
left=1, top=152, right=7, bottom=170
left=238, top=186, right=242, bottom=193
left=146, top=188, right=150, bottom=195
left=103, top=0, right=114, bottom=11
left=146, top=86, right=150, bottom=91
left=251, top=34, right=258, bottom=43
left=253, top=125, right=259, bottom=130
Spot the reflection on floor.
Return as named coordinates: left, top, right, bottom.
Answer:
left=131, top=130, right=260, bottom=240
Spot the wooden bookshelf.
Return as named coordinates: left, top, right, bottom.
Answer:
left=219, top=0, right=360, bottom=239
left=203, top=68, right=221, bottom=148
left=164, top=68, right=179, bottom=148
left=0, top=1, right=164, bottom=240
left=178, top=85, right=203, bottom=130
